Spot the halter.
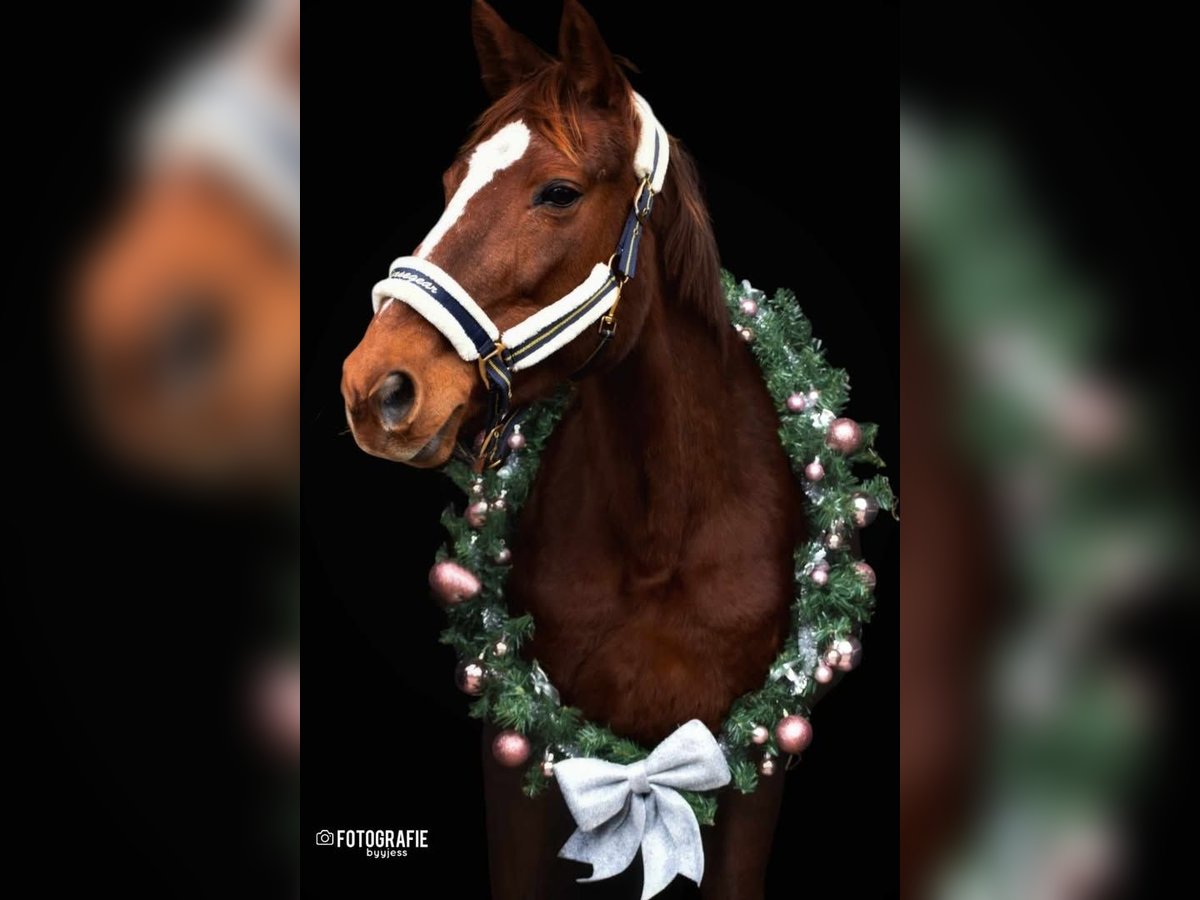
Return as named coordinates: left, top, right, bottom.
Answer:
left=371, top=93, right=670, bottom=470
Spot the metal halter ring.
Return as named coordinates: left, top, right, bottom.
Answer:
left=476, top=341, right=508, bottom=388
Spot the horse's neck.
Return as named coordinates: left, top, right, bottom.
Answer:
left=572, top=282, right=744, bottom=576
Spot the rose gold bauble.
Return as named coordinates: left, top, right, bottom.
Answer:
left=850, top=492, right=879, bottom=528
left=429, top=561, right=481, bottom=606
left=466, top=501, right=489, bottom=529
left=740, top=327, right=755, bottom=343
left=492, top=730, right=531, bottom=767
left=814, top=664, right=834, bottom=684
left=750, top=725, right=770, bottom=745
left=740, top=298, right=759, bottom=316
left=826, top=417, right=862, bottom=453
left=810, top=567, right=829, bottom=586
left=824, top=648, right=841, bottom=667
left=495, top=547, right=513, bottom=565
left=775, top=714, right=813, bottom=754
left=834, top=636, right=862, bottom=671
left=804, top=460, right=825, bottom=481
left=787, top=393, right=807, bottom=413
left=455, top=660, right=486, bottom=695
left=853, top=560, right=876, bottom=590
left=507, top=432, right=526, bottom=451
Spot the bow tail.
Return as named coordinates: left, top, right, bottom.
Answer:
left=653, top=789, right=705, bottom=889
left=639, top=796, right=684, bottom=900
left=559, top=798, right=646, bottom=883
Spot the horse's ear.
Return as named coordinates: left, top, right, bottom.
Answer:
left=471, top=0, right=551, bottom=100
left=558, top=0, right=623, bottom=105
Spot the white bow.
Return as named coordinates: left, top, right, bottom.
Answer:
left=554, top=719, right=731, bottom=899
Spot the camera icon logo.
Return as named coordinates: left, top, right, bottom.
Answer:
left=315, top=829, right=334, bottom=846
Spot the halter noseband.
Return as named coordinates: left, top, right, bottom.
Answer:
left=370, top=92, right=670, bottom=470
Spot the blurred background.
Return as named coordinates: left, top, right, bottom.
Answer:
left=7, top=0, right=298, bottom=895
left=902, top=6, right=1196, bottom=898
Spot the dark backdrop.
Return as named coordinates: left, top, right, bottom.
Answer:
left=304, top=1, right=897, bottom=897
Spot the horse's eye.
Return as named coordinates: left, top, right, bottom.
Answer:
left=536, top=183, right=582, bottom=208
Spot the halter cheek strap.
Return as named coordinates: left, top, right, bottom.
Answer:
left=370, top=92, right=670, bottom=470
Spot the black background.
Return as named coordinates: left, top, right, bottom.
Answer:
left=305, top=1, right=897, bottom=897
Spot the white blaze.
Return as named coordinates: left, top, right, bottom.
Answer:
left=417, top=120, right=531, bottom=260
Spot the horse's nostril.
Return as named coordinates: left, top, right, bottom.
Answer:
left=372, top=371, right=416, bottom=428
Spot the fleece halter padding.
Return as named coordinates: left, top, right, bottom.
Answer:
left=370, top=92, right=670, bottom=469
left=142, top=59, right=301, bottom=242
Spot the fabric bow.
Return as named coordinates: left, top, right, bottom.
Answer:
left=555, top=719, right=731, bottom=899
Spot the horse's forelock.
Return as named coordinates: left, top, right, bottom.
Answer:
left=465, top=63, right=635, bottom=167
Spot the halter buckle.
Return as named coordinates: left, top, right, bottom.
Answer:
left=599, top=281, right=623, bottom=337
left=635, top=176, right=655, bottom=223
left=476, top=341, right=508, bottom=388
left=474, top=421, right=506, bottom=472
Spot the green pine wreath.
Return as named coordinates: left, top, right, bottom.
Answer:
left=434, top=271, right=895, bottom=825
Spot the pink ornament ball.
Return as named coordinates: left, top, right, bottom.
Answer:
left=466, top=500, right=489, bottom=529
left=495, top=547, right=513, bottom=565
left=810, top=566, right=829, bottom=586
left=826, top=417, right=862, bottom=454
left=853, top=560, right=876, bottom=590
left=834, top=637, right=862, bottom=672
left=850, top=492, right=880, bottom=528
left=739, top=298, right=759, bottom=316
left=814, top=664, right=834, bottom=684
left=775, top=714, right=813, bottom=754
left=750, top=725, right=770, bottom=745
left=804, top=460, right=825, bottom=482
left=786, top=393, right=807, bottom=413
left=455, top=660, right=486, bottom=695
left=492, top=730, right=531, bottom=768
left=507, top=432, right=526, bottom=451
left=429, top=561, right=481, bottom=605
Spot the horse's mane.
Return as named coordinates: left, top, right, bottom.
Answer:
left=467, top=65, right=727, bottom=337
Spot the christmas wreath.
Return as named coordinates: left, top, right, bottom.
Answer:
left=430, top=271, right=895, bottom=827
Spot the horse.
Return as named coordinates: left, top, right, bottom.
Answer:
left=74, top=0, right=300, bottom=493
left=342, top=2, right=802, bottom=895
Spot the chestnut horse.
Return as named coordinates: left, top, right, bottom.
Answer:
left=343, top=2, right=801, bottom=895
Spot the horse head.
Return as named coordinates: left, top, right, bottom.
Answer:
left=342, top=0, right=720, bottom=468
